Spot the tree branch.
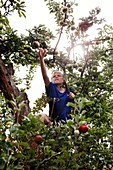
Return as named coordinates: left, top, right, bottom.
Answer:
left=0, top=56, right=30, bottom=123
left=53, top=6, right=67, bottom=61
left=38, top=151, right=63, bottom=168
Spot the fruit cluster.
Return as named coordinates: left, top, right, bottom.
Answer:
left=79, top=21, right=93, bottom=32
left=74, top=123, right=89, bottom=137
left=30, top=135, right=43, bottom=150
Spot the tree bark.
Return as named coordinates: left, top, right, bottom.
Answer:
left=0, top=57, right=30, bottom=123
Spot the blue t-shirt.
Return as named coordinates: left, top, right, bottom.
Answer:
left=45, top=82, right=72, bottom=122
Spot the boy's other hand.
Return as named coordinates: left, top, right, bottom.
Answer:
left=68, top=92, right=75, bottom=99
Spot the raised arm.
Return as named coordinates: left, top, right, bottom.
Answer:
left=38, top=47, right=50, bottom=87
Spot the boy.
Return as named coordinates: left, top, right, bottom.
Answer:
left=36, top=43, right=75, bottom=123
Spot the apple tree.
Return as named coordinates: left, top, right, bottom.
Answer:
left=1, top=0, right=113, bottom=169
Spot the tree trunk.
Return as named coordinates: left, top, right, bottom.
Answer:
left=0, top=57, right=30, bottom=123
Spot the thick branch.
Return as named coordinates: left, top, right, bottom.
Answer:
left=0, top=57, right=30, bottom=123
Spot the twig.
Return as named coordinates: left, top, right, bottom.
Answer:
left=37, top=151, right=63, bottom=168
left=53, top=26, right=64, bottom=62
left=53, top=3, right=67, bottom=61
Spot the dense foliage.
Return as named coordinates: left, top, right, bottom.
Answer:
left=1, top=0, right=113, bottom=169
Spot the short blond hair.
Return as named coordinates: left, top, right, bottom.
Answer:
left=51, top=70, right=64, bottom=79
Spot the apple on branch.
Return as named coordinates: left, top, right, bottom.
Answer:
left=30, top=141, right=37, bottom=150
left=32, top=41, right=40, bottom=49
left=34, top=135, right=43, bottom=143
left=74, top=129, right=80, bottom=137
left=79, top=124, right=89, bottom=133
left=62, top=6, right=68, bottom=13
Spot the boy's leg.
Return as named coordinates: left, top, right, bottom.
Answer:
left=40, top=113, right=51, bottom=125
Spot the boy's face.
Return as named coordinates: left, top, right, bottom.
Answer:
left=51, top=72, right=64, bottom=85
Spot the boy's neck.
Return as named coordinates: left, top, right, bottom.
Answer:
left=56, top=84, right=65, bottom=93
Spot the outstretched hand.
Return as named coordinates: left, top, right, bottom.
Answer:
left=38, top=48, right=46, bottom=58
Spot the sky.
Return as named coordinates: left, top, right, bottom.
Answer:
left=8, top=0, right=113, bottom=111
left=8, top=0, right=113, bottom=34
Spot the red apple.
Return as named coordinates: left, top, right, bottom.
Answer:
left=62, top=6, right=68, bottom=13
left=95, top=41, right=100, bottom=45
left=30, top=141, right=37, bottom=150
left=71, top=26, right=75, bottom=31
left=79, top=124, right=89, bottom=133
left=67, top=3, right=71, bottom=8
left=34, top=135, right=43, bottom=143
left=32, top=41, right=40, bottom=48
left=59, top=20, right=67, bottom=26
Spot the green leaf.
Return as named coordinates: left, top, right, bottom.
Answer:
left=18, top=142, right=29, bottom=147
left=81, top=110, right=87, bottom=114
left=14, top=165, right=24, bottom=169
left=67, top=102, right=76, bottom=108
left=67, top=119, right=74, bottom=126
left=48, top=139, right=55, bottom=144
